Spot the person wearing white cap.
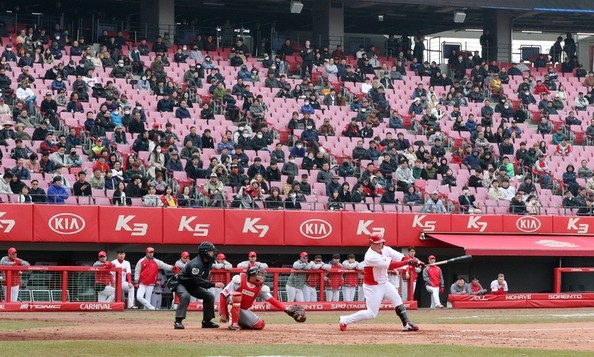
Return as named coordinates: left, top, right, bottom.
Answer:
left=134, top=247, right=174, bottom=310
left=339, top=233, right=420, bottom=332
left=422, top=190, right=447, bottom=213
left=0, top=247, right=30, bottom=302
left=15, top=80, right=36, bottom=116
left=204, top=172, right=225, bottom=207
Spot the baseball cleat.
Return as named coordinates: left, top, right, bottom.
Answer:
left=174, top=322, right=185, bottom=329
left=339, top=322, right=347, bottom=331
left=228, top=324, right=241, bottom=331
left=202, top=320, right=220, bottom=328
left=402, top=322, right=419, bottom=332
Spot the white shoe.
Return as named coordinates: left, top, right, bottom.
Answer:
left=436, top=304, right=444, bottom=309
left=146, top=306, right=156, bottom=310
left=172, top=304, right=178, bottom=309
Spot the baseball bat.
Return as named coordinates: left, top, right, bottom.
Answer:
left=432, top=255, right=472, bottom=266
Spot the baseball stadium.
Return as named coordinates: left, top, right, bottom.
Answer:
left=1, top=0, right=594, bottom=355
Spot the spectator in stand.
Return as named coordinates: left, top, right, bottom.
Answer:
left=422, top=191, right=446, bottom=213
left=458, top=186, right=481, bottom=213
left=509, top=192, right=527, bottom=214
left=525, top=194, right=542, bottom=214
left=47, top=176, right=69, bottom=204
left=563, top=164, right=580, bottom=196
left=555, top=138, right=572, bottom=157
left=577, top=197, right=594, bottom=216
left=284, top=189, right=302, bottom=210
left=490, top=273, right=508, bottom=295
left=72, top=171, right=91, bottom=197
left=29, top=179, right=46, bottom=203
left=575, top=92, right=589, bottom=111
left=578, top=160, right=593, bottom=179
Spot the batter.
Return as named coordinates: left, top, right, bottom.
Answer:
left=339, top=233, right=420, bottom=332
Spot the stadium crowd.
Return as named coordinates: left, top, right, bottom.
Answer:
left=0, top=24, right=592, bottom=215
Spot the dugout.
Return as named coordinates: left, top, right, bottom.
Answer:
left=4, top=242, right=594, bottom=308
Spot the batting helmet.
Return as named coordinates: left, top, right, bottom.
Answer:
left=198, top=241, right=216, bottom=261
left=369, top=233, right=385, bottom=244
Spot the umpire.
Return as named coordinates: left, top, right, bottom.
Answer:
left=172, top=241, right=224, bottom=329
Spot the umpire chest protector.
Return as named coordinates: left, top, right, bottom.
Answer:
left=178, top=257, right=213, bottom=287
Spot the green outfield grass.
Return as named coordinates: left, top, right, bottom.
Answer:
left=0, top=341, right=588, bottom=357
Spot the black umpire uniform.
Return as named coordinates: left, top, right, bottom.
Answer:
left=173, top=241, right=218, bottom=329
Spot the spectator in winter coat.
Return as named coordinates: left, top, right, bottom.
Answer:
left=47, top=176, right=69, bottom=204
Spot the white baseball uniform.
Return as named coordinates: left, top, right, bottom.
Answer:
left=111, top=258, right=135, bottom=308
left=340, top=246, right=405, bottom=326
left=341, top=259, right=362, bottom=302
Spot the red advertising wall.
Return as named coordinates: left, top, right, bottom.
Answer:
left=162, top=208, right=224, bottom=244
left=341, top=212, right=397, bottom=246
left=284, top=211, right=342, bottom=246
left=98, top=206, right=163, bottom=244
left=0, top=204, right=33, bottom=242
left=33, top=205, right=98, bottom=243
left=224, top=209, right=284, bottom=245
left=1, top=205, right=592, bottom=247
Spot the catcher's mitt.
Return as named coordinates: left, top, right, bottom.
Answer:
left=285, top=305, right=306, bottom=323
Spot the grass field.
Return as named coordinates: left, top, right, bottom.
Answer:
left=0, top=309, right=593, bottom=356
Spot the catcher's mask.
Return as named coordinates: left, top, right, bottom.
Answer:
left=247, top=266, right=266, bottom=285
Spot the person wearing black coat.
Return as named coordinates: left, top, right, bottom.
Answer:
left=173, top=241, right=222, bottom=329
left=509, top=193, right=527, bottom=214
left=284, top=190, right=302, bottom=210
left=380, top=184, right=399, bottom=204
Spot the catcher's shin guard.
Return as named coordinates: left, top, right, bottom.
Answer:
left=395, top=304, right=410, bottom=326
left=230, top=292, right=242, bottom=329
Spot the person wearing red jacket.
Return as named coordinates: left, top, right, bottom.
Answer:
left=0, top=247, right=30, bottom=302
left=93, top=251, right=115, bottom=302
left=533, top=79, right=550, bottom=95
left=134, top=247, right=174, bottom=310
left=325, top=254, right=344, bottom=302
left=401, top=247, right=421, bottom=301
left=422, top=255, right=444, bottom=308
left=339, top=233, right=420, bottom=332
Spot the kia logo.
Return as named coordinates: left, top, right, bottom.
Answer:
left=299, top=219, right=332, bottom=239
left=515, top=216, right=541, bottom=233
left=48, top=213, right=86, bottom=235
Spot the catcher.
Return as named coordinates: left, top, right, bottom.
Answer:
left=220, top=266, right=306, bottom=330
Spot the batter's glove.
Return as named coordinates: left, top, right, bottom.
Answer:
left=285, top=305, right=306, bottom=323
left=406, top=260, right=418, bottom=267
left=439, top=286, right=444, bottom=294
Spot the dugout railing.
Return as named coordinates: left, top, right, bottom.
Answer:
left=0, top=265, right=123, bottom=311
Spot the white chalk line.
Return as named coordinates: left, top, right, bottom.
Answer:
left=459, top=326, right=594, bottom=333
